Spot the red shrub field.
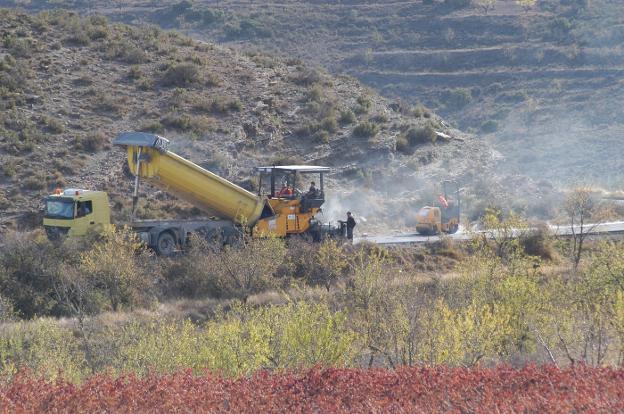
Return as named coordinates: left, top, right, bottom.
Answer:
left=1, top=365, right=623, bottom=413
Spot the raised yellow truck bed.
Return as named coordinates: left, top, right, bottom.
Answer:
left=114, top=132, right=274, bottom=226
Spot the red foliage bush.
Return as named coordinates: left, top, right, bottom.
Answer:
left=1, top=365, right=623, bottom=413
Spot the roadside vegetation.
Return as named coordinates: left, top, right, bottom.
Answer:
left=0, top=192, right=623, bottom=383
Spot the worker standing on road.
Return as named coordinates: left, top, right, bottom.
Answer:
left=346, top=211, right=356, bottom=241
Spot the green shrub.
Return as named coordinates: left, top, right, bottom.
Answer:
left=224, top=17, right=273, bottom=40
left=480, top=120, right=499, bottom=134
left=76, top=131, right=108, bottom=153
left=520, top=225, right=555, bottom=260
left=396, top=135, right=411, bottom=154
left=92, top=91, right=124, bottom=115
left=291, top=68, right=324, bottom=86
left=161, top=112, right=214, bottom=135
left=313, top=130, right=330, bottom=143
left=319, top=116, right=338, bottom=133
left=78, top=227, right=158, bottom=312
left=442, top=88, right=472, bottom=110
left=42, top=116, right=65, bottom=134
left=296, top=116, right=337, bottom=139
left=412, top=104, right=431, bottom=118
left=114, top=301, right=357, bottom=377
left=339, top=109, right=356, bottom=125
left=397, top=124, right=437, bottom=154
left=354, top=95, right=372, bottom=114
left=128, top=65, right=143, bottom=80
left=550, top=17, right=573, bottom=40
left=162, top=63, right=200, bottom=87
left=0, top=233, right=66, bottom=318
left=104, top=39, right=147, bottom=64
left=0, top=319, right=87, bottom=381
left=353, top=122, right=379, bottom=139
left=21, top=177, right=46, bottom=191
left=0, top=54, right=31, bottom=92
left=139, top=120, right=165, bottom=133
left=306, top=85, right=325, bottom=103
left=371, top=113, right=389, bottom=123
left=198, top=96, right=243, bottom=113
left=3, top=35, right=32, bottom=58
left=1, top=161, right=16, bottom=178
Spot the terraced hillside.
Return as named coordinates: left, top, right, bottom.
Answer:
left=3, top=9, right=532, bottom=234
left=12, top=0, right=622, bottom=188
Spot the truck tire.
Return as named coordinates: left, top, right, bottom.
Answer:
left=448, top=224, right=459, bottom=234
left=156, top=231, right=177, bottom=256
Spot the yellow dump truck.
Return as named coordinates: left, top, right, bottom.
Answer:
left=43, top=132, right=344, bottom=255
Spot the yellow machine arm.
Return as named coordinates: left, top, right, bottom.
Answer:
left=114, top=132, right=273, bottom=226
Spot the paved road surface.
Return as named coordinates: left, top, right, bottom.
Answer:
left=355, top=221, right=624, bottom=246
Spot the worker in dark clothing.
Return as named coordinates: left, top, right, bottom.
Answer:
left=306, top=181, right=318, bottom=198
left=346, top=211, right=356, bottom=241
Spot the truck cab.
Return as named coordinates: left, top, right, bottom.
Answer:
left=43, top=189, right=111, bottom=239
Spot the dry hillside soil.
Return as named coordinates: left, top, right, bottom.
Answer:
left=14, top=0, right=622, bottom=188
left=0, top=9, right=551, bottom=235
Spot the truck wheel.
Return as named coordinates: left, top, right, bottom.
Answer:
left=156, top=231, right=176, bottom=256
left=448, top=224, right=459, bottom=234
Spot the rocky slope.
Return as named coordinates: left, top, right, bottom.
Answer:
left=0, top=9, right=548, bottom=235
left=17, top=0, right=622, bottom=188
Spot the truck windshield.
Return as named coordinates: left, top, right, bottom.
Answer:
left=45, top=199, right=75, bottom=219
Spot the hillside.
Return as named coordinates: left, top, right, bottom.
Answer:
left=1, top=9, right=528, bottom=234
left=15, top=0, right=622, bottom=188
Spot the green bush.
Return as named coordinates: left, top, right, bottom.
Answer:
left=3, top=35, right=32, bottom=58
left=0, top=233, right=66, bottom=318
left=128, top=65, right=144, bottom=80
left=396, top=135, right=411, bottom=154
left=1, top=160, right=16, bottom=178
left=162, top=63, right=200, bottom=87
left=161, top=112, right=214, bottom=134
left=42, top=116, right=65, bottom=134
left=0, top=319, right=86, bottom=381
left=406, top=124, right=437, bottom=145
left=198, top=96, right=243, bottom=113
left=224, top=17, right=273, bottom=40
left=139, top=120, right=165, bottom=134
left=353, top=122, right=379, bottom=139
left=371, top=113, right=389, bottom=123
left=115, top=301, right=357, bottom=377
left=21, top=177, right=46, bottom=191
left=313, top=130, right=330, bottom=144
left=290, top=68, right=324, bottom=86
left=319, top=116, right=338, bottom=133
left=92, top=91, right=124, bottom=115
left=354, top=95, right=372, bottom=114
left=412, top=104, right=430, bottom=118
left=76, top=131, right=108, bottom=153
left=339, top=109, right=356, bottom=125
left=520, top=225, right=555, bottom=260
left=306, top=85, right=325, bottom=103
left=442, top=88, right=472, bottom=110
left=480, top=120, right=499, bottom=133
